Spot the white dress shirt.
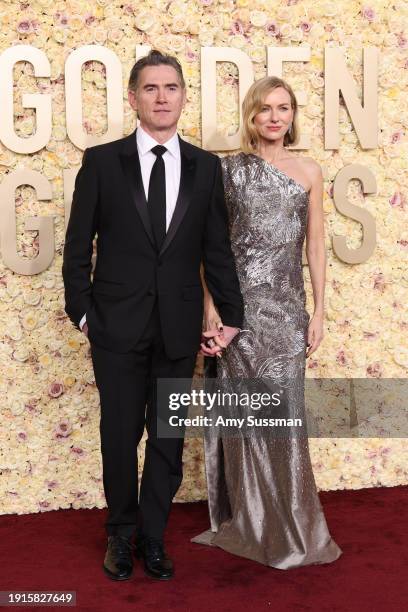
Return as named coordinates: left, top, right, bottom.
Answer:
left=79, top=126, right=181, bottom=331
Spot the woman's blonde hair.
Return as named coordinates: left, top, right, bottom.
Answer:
left=240, top=76, right=299, bottom=153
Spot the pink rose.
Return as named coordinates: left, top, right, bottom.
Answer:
left=366, top=362, right=382, bottom=377
left=54, top=420, right=72, bottom=438
left=336, top=350, right=347, bottom=366
left=17, top=20, right=34, bottom=34
left=186, top=49, right=197, bottom=62
left=49, top=382, right=64, bottom=398
left=84, top=13, right=96, bottom=26
left=362, top=7, right=376, bottom=21
left=389, top=191, right=405, bottom=209
left=373, top=272, right=386, bottom=292
left=83, top=120, right=93, bottom=134
left=231, top=20, right=245, bottom=35
left=71, top=447, right=84, bottom=455
left=391, top=130, right=402, bottom=144
left=265, top=21, right=280, bottom=36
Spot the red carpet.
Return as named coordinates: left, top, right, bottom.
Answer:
left=0, top=485, right=407, bottom=612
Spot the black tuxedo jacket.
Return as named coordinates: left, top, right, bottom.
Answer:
left=62, top=129, right=243, bottom=358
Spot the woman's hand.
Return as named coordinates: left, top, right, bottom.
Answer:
left=306, top=312, right=324, bottom=358
left=200, top=302, right=224, bottom=357
left=204, top=302, right=223, bottom=335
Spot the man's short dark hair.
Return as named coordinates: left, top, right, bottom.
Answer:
left=128, top=50, right=185, bottom=91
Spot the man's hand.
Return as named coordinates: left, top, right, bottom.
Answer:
left=200, top=326, right=239, bottom=357
left=82, top=322, right=89, bottom=338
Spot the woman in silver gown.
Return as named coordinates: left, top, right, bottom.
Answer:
left=192, top=76, right=342, bottom=569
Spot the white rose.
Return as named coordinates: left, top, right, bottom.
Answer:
left=228, top=34, right=246, bottom=48
left=167, top=35, right=185, bottom=53
left=53, top=28, right=68, bottom=44
left=250, top=10, right=267, bottom=27
left=93, top=27, right=107, bottom=44
left=21, top=311, right=38, bottom=331
left=393, top=347, right=408, bottom=369
left=7, top=324, right=23, bottom=341
left=279, top=23, right=293, bottom=39
left=135, top=11, right=155, bottom=31
left=23, top=290, right=42, bottom=306
left=108, top=28, right=124, bottom=43
left=171, top=15, right=187, bottom=33
left=6, top=280, right=21, bottom=298
left=12, top=347, right=30, bottom=362
left=9, top=398, right=26, bottom=415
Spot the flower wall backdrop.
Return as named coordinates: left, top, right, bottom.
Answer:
left=0, top=0, right=407, bottom=515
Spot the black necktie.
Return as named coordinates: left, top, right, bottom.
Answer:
left=148, top=144, right=167, bottom=251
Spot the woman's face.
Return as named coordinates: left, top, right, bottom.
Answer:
left=253, top=87, right=294, bottom=144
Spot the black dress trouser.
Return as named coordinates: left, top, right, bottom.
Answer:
left=90, top=301, right=197, bottom=540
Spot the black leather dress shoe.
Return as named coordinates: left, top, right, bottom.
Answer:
left=135, top=536, right=174, bottom=580
left=103, top=535, right=134, bottom=580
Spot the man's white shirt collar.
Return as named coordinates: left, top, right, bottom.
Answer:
left=136, top=126, right=180, bottom=159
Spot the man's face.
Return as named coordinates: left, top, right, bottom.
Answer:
left=128, top=64, right=186, bottom=133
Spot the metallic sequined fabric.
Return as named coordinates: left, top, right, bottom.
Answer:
left=192, top=153, right=342, bottom=568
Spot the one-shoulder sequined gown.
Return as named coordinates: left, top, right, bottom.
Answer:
left=192, top=153, right=342, bottom=569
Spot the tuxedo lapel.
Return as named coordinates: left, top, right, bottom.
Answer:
left=159, top=136, right=197, bottom=256
left=119, top=130, right=198, bottom=255
left=119, top=129, right=155, bottom=248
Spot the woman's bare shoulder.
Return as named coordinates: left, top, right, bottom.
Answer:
left=296, top=155, right=322, bottom=177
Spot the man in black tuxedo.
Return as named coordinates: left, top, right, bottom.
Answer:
left=62, top=50, right=243, bottom=581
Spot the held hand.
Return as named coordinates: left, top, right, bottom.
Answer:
left=82, top=322, right=89, bottom=338
left=204, top=304, right=223, bottom=336
left=306, top=313, right=323, bottom=358
left=200, top=325, right=239, bottom=358
left=200, top=306, right=224, bottom=357
left=200, top=325, right=224, bottom=357
left=218, top=325, right=239, bottom=348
